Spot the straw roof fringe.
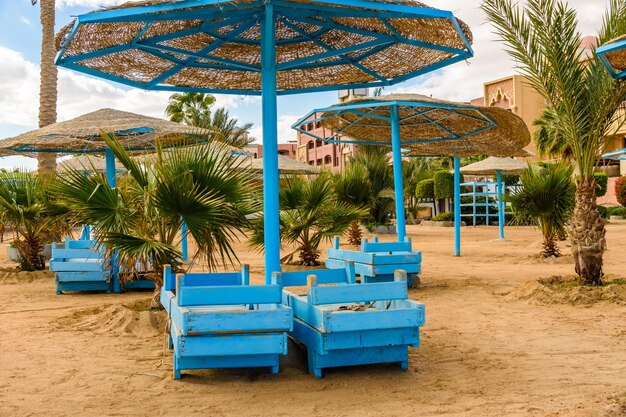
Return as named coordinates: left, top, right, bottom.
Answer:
left=602, top=34, right=626, bottom=72
left=59, top=155, right=126, bottom=172
left=55, top=0, right=472, bottom=92
left=0, top=108, right=212, bottom=157
left=459, top=156, right=529, bottom=175
left=319, top=93, right=530, bottom=157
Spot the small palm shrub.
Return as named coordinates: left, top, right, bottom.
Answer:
left=250, top=174, right=367, bottom=265
left=594, top=172, right=608, bottom=197
left=432, top=212, right=452, bottom=222
left=332, top=164, right=372, bottom=245
left=507, top=163, right=575, bottom=257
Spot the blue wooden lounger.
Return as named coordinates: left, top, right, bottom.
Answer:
left=326, top=237, right=422, bottom=286
left=50, top=237, right=110, bottom=294
left=161, top=265, right=293, bottom=380
left=273, top=264, right=425, bottom=378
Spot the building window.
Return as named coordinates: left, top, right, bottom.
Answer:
left=324, top=155, right=332, bottom=165
left=335, top=157, right=339, bottom=167
left=307, top=141, right=314, bottom=150
left=317, top=158, right=322, bottom=166
left=307, top=123, right=313, bottom=131
left=315, top=140, right=322, bottom=147
left=315, top=121, right=321, bottom=129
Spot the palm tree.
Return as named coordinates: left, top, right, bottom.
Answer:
left=332, top=164, right=373, bottom=245
left=165, top=92, right=215, bottom=126
left=483, top=0, right=626, bottom=285
left=53, top=134, right=258, bottom=305
left=250, top=174, right=367, bottom=265
left=0, top=171, right=68, bottom=270
left=534, top=107, right=573, bottom=160
left=33, top=0, right=57, bottom=173
left=206, top=107, right=255, bottom=148
left=350, top=148, right=395, bottom=227
left=507, top=163, right=575, bottom=257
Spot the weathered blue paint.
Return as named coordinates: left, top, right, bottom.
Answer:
left=453, top=157, right=461, bottom=257
left=261, top=2, right=281, bottom=284
left=597, top=38, right=626, bottom=80
left=326, top=236, right=421, bottom=286
left=160, top=264, right=292, bottom=379
left=497, top=169, right=505, bottom=240
left=50, top=237, right=111, bottom=295
left=273, top=267, right=424, bottom=378
left=390, top=105, right=406, bottom=242
left=180, top=220, right=188, bottom=261
left=79, top=225, right=91, bottom=240
left=105, top=148, right=121, bottom=293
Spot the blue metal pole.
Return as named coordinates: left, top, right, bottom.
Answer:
left=261, top=3, right=281, bottom=284
left=390, top=104, right=406, bottom=242
left=181, top=220, right=188, bottom=261
left=105, top=148, right=120, bottom=293
left=497, top=169, right=505, bottom=240
left=454, top=157, right=461, bottom=256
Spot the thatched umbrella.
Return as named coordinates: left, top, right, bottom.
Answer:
left=597, top=35, right=626, bottom=79
left=460, top=156, right=530, bottom=240
left=293, top=94, right=530, bottom=254
left=248, top=155, right=319, bottom=175
left=54, top=0, right=474, bottom=283
left=59, top=155, right=126, bottom=173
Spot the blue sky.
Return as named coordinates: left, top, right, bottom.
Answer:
left=0, top=0, right=607, bottom=170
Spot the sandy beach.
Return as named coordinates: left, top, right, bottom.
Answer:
left=1, top=223, right=625, bottom=417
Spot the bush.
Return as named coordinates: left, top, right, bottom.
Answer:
left=616, top=176, right=626, bottom=207
left=432, top=212, right=452, bottom=222
left=594, top=172, right=608, bottom=197
left=415, top=179, right=435, bottom=199
left=494, top=173, right=520, bottom=186
left=598, top=205, right=626, bottom=219
left=434, top=170, right=455, bottom=199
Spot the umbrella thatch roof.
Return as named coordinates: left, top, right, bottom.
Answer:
left=248, top=154, right=319, bottom=175
left=0, top=108, right=211, bottom=156
left=459, top=156, right=529, bottom=175
left=59, top=155, right=126, bottom=172
left=55, top=0, right=473, bottom=94
left=600, top=34, right=626, bottom=73
left=313, top=93, right=530, bottom=157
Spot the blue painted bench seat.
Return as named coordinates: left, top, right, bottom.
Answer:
left=326, top=237, right=422, bottom=286
left=50, top=237, right=110, bottom=294
left=160, top=265, right=293, bottom=380
left=273, top=265, right=425, bottom=378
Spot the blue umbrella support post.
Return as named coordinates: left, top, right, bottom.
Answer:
left=181, top=221, right=189, bottom=261
left=453, top=157, right=461, bottom=257
left=496, top=169, right=505, bottom=240
left=390, top=104, right=406, bottom=242
left=105, top=148, right=121, bottom=293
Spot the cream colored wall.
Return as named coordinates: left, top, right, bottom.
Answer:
left=513, top=75, right=545, bottom=161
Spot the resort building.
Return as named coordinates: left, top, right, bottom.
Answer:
left=244, top=142, right=297, bottom=159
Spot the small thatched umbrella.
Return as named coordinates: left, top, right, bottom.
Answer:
left=293, top=93, right=530, bottom=254
left=597, top=35, right=626, bottom=79
left=249, top=155, right=319, bottom=176
left=54, top=0, right=475, bottom=283
left=460, top=156, right=530, bottom=239
left=59, top=155, right=126, bottom=173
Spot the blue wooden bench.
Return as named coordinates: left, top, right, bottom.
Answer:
left=50, top=237, right=110, bottom=294
left=160, top=265, right=293, bottom=380
left=273, top=265, right=425, bottom=378
left=326, top=237, right=422, bottom=286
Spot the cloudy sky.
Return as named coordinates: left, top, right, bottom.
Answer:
left=0, top=0, right=611, bottom=169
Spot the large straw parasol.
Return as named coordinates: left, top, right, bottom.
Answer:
left=459, top=156, right=528, bottom=175
left=0, top=108, right=211, bottom=156
left=293, top=93, right=530, bottom=249
left=59, top=155, right=126, bottom=173
left=54, top=0, right=474, bottom=283
left=597, top=35, right=626, bottom=79
left=249, top=154, right=319, bottom=175
left=297, top=93, right=531, bottom=157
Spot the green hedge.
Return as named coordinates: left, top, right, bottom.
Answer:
left=598, top=205, right=626, bottom=219
left=432, top=212, right=452, bottom=221
left=616, top=176, right=626, bottom=207
left=493, top=173, right=520, bottom=186
left=594, top=172, right=608, bottom=197
left=415, top=178, right=435, bottom=199
left=434, top=170, right=455, bottom=199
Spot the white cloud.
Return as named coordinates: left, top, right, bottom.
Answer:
left=19, top=17, right=32, bottom=27
left=0, top=46, right=250, bottom=133
left=249, top=114, right=300, bottom=144
left=56, top=0, right=125, bottom=9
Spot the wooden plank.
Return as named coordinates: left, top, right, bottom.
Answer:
left=309, top=281, right=408, bottom=305
left=49, top=261, right=106, bottom=272
left=56, top=281, right=110, bottom=293
left=55, top=271, right=109, bottom=282
left=325, top=306, right=424, bottom=333
left=277, top=268, right=350, bottom=287
left=185, top=306, right=292, bottom=335
left=361, top=240, right=412, bottom=253
left=327, top=249, right=422, bottom=265
left=177, top=285, right=282, bottom=307
left=323, top=327, right=419, bottom=350
left=66, top=240, right=97, bottom=249
left=51, top=249, right=103, bottom=259
left=176, top=332, right=287, bottom=357
left=179, top=272, right=242, bottom=287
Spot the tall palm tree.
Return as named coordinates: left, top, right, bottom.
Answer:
left=207, top=107, right=255, bottom=148
left=333, top=164, right=373, bottom=245
left=350, top=149, right=395, bottom=226
left=165, top=92, right=215, bottom=126
left=483, top=0, right=626, bottom=285
left=507, top=163, right=576, bottom=257
left=34, top=0, right=57, bottom=173
left=534, top=106, right=573, bottom=160
left=53, top=134, right=258, bottom=305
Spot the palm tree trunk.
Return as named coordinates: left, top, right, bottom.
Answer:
left=38, top=0, right=58, bottom=173
left=568, top=177, right=606, bottom=285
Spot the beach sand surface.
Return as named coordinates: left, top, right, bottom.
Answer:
left=1, top=224, right=625, bottom=417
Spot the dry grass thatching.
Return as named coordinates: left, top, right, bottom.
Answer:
left=58, top=155, right=126, bottom=172
left=54, top=0, right=472, bottom=92
left=0, top=108, right=212, bottom=157
left=603, top=34, right=626, bottom=72
left=316, top=93, right=530, bottom=157
left=459, top=156, right=529, bottom=175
